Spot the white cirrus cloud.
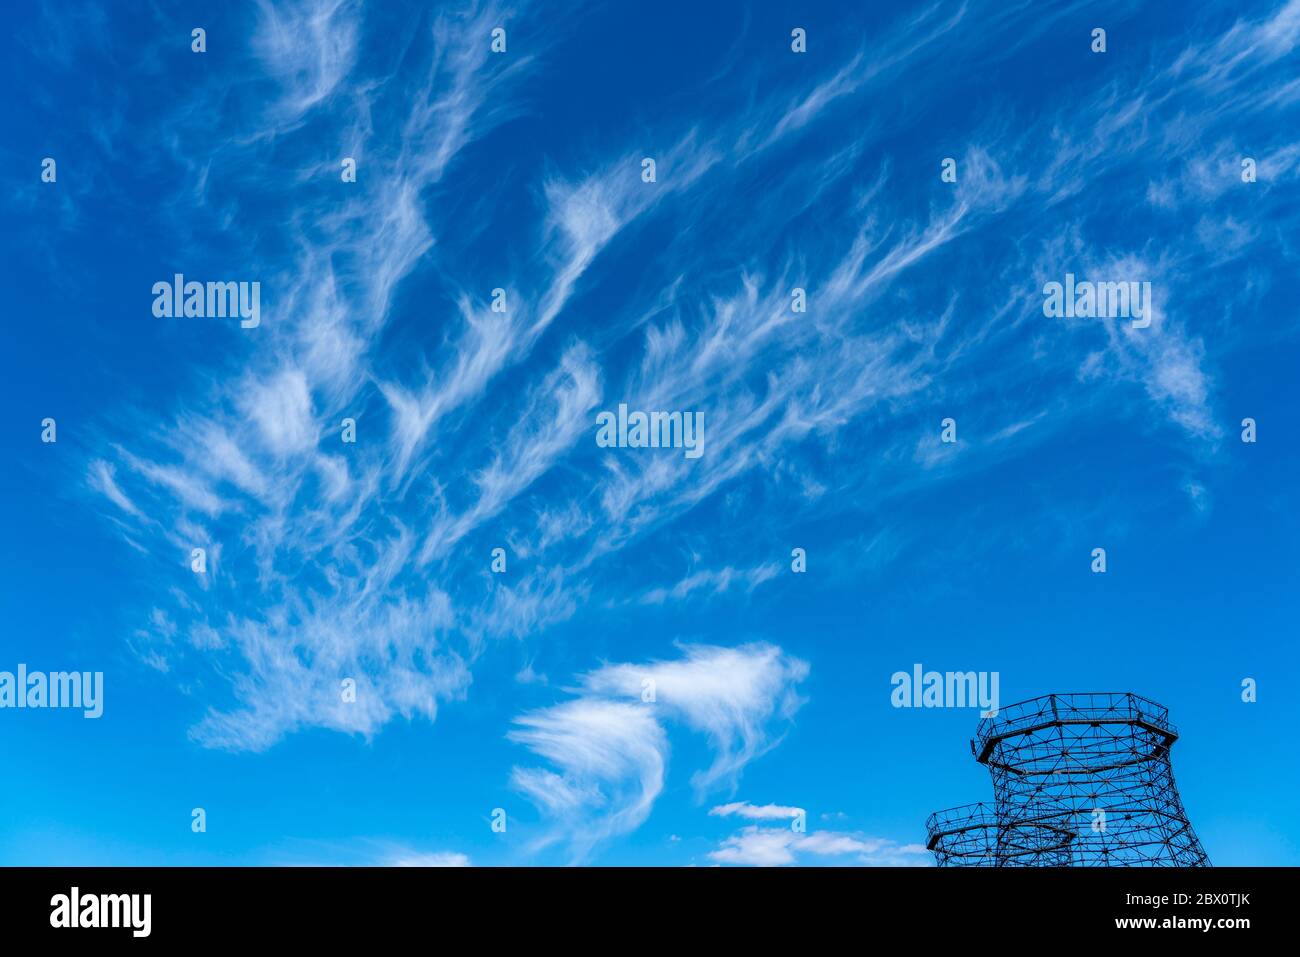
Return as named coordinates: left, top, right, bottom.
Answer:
left=509, top=643, right=809, bottom=862
left=576, top=642, right=810, bottom=795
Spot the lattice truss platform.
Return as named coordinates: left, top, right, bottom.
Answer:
left=926, top=693, right=1210, bottom=866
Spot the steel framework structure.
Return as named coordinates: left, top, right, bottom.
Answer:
left=926, top=693, right=1210, bottom=866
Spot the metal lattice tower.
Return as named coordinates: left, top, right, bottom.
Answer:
left=926, top=693, right=1210, bottom=866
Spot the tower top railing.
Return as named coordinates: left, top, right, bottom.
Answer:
left=925, top=802, right=1076, bottom=859
left=973, top=692, right=1177, bottom=764
left=925, top=802, right=999, bottom=845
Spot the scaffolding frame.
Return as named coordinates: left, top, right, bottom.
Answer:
left=927, top=693, right=1210, bottom=866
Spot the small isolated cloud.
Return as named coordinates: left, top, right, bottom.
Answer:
left=710, top=824, right=930, bottom=867
left=1183, top=477, right=1211, bottom=514
left=639, top=563, right=781, bottom=605
left=710, top=801, right=804, bottom=821
left=515, top=662, right=549, bottom=685
left=383, top=851, right=471, bottom=867
left=88, top=459, right=143, bottom=518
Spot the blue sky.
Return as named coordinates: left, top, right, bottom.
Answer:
left=2, top=0, right=1298, bottom=867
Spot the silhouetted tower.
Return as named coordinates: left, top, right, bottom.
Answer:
left=927, top=693, right=1209, bottom=866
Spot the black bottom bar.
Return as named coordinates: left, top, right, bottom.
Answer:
left=1, top=866, right=1282, bottom=943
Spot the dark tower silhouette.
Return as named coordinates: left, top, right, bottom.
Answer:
left=927, top=693, right=1209, bottom=866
